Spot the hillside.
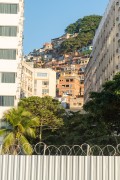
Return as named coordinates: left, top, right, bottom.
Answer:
left=59, top=15, right=102, bottom=54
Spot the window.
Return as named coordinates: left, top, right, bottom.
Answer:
left=0, top=96, right=14, bottom=106
left=0, top=26, right=17, bottom=36
left=0, top=4, right=18, bottom=14
left=42, top=89, right=49, bottom=94
left=0, top=72, right=15, bottom=83
left=116, top=33, right=119, bottom=38
left=0, top=49, right=16, bottom=60
left=37, top=73, right=47, bottom=77
left=42, top=81, right=49, bottom=85
left=80, top=81, right=84, bottom=84
left=117, top=1, right=120, bottom=6
left=66, top=85, right=69, bottom=87
left=28, top=86, right=32, bottom=92
left=70, top=79, right=73, bottom=82
left=66, top=79, right=69, bottom=82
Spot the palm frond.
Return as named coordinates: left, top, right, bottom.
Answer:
left=19, top=135, right=33, bottom=155
left=0, top=129, right=7, bottom=136
left=25, top=127, right=36, bottom=138
left=4, top=108, right=20, bottom=126
left=2, top=132, right=15, bottom=151
left=17, top=124, right=25, bottom=133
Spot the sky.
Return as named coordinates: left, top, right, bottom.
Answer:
left=24, top=0, right=109, bottom=55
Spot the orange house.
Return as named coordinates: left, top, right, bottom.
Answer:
left=57, top=72, right=83, bottom=97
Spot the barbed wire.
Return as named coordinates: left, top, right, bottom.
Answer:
left=0, top=142, right=120, bottom=156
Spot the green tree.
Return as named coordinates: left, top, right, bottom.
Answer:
left=83, top=73, right=120, bottom=145
left=79, top=15, right=102, bottom=33
left=0, top=107, right=39, bottom=154
left=60, top=15, right=102, bottom=54
left=65, top=19, right=81, bottom=34
left=18, top=96, right=64, bottom=142
left=57, top=111, right=107, bottom=146
left=55, top=74, right=120, bottom=146
left=60, top=37, right=82, bottom=53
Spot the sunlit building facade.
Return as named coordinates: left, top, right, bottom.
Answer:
left=0, top=0, right=24, bottom=119
left=84, top=0, right=120, bottom=102
left=21, top=61, right=56, bottom=98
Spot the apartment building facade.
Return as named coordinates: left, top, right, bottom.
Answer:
left=84, top=0, right=120, bottom=102
left=21, top=61, right=56, bottom=98
left=57, top=71, right=84, bottom=109
left=57, top=72, right=83, bottom=97
left=0, top=0, right=24, bottom=118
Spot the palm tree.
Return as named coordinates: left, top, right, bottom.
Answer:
left=0, top=107, right=39, bottom=155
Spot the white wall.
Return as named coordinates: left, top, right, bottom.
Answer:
left=0, top=15, right=19, bottom=26
left=35, top=69, right=56, bottom=98
left=0, top=156, right=120, bottom=180
left=36, top=80, right=42, bottom=96
left=48, top=70, right=56, bottom=97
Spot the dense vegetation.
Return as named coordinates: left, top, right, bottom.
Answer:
left=1, top=74, right=120, bottom=154
left=0, top=97, right=65, bottom=154
left=59, top=15, right=102, bottom=54
left=47, top=73, right=120, bottom=146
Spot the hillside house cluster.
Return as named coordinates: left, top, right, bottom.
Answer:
left=24, top=33, right=90, bottom=110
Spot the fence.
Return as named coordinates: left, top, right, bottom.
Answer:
left=1, top=143, right=120, bottom=180
left=0, top=155, right=120, bottom=180
left=0, top=143, right=120, bottom=155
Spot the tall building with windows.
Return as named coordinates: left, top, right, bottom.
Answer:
left=84, top=0, right=120, bottom=102
left=0, top=0, right=24, bottom=118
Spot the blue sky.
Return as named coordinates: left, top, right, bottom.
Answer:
left=24, top=0, right=109, bottom=55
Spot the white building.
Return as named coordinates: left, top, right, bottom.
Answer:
left=84, top=0, right=120, bottom=102
left=81, top=45, right=93, bottom=52
left=0, top=0, right=24, bottom=118
left=21, top=61, right=56, bottom=98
